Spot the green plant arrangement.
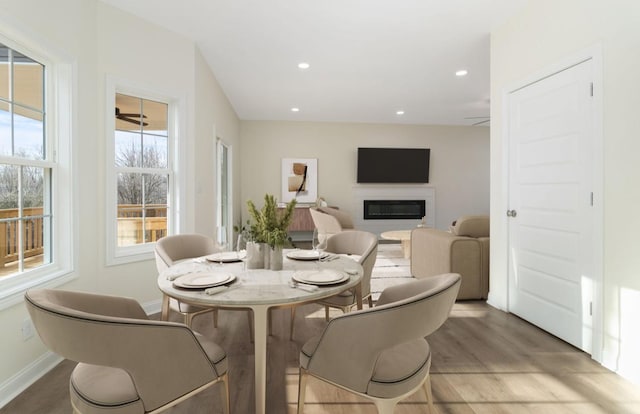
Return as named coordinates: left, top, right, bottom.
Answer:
left=246, top=194, right=297, bottom=248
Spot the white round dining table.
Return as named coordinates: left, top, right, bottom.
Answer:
left=157, top=250, right=364, bottom=414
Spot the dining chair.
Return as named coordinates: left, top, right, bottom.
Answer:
left=297, top=273, right=461, bottom=414
left=317, top=230, right=378, bottom=318
left=25, top=288, right=230, bottom=414
left=156, top=233, right=255, bottom=341
left=287, top=230, right=377, bottom=339
left=155, top=233, right=222, bottom=327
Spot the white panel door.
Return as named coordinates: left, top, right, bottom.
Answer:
left=508, top=59, right=594, bottom=352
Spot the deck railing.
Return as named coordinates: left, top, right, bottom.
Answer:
left=0, top=205, right=168, bottom=267
left=0, top=207, right=45, bottom=268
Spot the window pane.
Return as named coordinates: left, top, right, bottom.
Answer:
left=0, top=101, right=9, bottom=156
left=22, top=217, right=47, bottom=269
left=13, top=51, right=44, bottom=111
left=145, top=204, right=167, bottom=243
left=142, top=98, right=167, bottom=136
left=117, top=172, right=142, bottom=205
left=144, top=174, right=167, bottom=244
left=116, top=93, right=143, bottom=132
left=0, top=44, right=8, bottom=101
left=115, top=131, right=142, bottom=168
left=0, top=164, right=19, bottom=209
left=117, top=210, right=143, bottom=247
left=117, top=172, right=142, bottom=247
left=142, top=134, right=167, bottom=168
left=144, top=173, right=167, bottom=204
left=21, top=166, right=44, bottom=208
left=13, top=108, right=44, bottom=159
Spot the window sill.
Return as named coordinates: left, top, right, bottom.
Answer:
left=0, top=266, right=77, bottom=311
left=106, top=247, right=155, bottom=267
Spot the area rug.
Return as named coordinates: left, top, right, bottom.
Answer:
left=370, top=243, right=414, bottom=301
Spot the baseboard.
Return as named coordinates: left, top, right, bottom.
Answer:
left=0, top=351, right=63, bottom=409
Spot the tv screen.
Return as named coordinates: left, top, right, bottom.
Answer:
left=357, top=147, right=430, bottom=183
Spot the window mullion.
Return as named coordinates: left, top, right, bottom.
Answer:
left=17, top=165, right=24, bottom=272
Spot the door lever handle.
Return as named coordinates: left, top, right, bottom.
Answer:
left=506, top=209, right=517, bottom=217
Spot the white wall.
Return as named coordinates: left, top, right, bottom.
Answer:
left=490, top=0, right=640, bottom=382
left=0, top=0, right=239, bottom=403
left=239, top=121, right=489, bottom=230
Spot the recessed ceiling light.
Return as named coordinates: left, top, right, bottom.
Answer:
left=298, top=62, right=310, bottom=69
left=396, top=110, right=405, bottom=115
left=455, top=69, right=468, bottom=77
left=291, top=107, right=300, bottom=112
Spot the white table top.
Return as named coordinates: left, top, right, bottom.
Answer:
left=157, top=250, right=363, bottom=308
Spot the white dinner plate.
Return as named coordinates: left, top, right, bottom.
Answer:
left=292, top=269, right=349, bottom=285
left=173, top=272, right=235, bottom=289
left=286, top=250, right=329, bottom=261
left=205, top=252, right=244, bottom=263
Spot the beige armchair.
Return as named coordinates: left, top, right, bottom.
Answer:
left=410, top=215, right=489, bottom=300
left=309, top=207, right=354, bottom=241
left=297, top=273, right=461, bottom=414
left=25, top=289, right=229, bottom=414
left=155, top=233, right=221, bottom=327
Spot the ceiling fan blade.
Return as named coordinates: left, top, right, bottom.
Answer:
left=118, top=113, right=148, bottom=118
left=115, top=107, right=147, bottom=119
left=118, top=116, right=149, bottom=127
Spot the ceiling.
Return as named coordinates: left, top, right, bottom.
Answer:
left=99, top=0, right=527, bottom=126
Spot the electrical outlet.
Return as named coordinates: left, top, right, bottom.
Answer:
left=22, top=318, right=34, bottom=341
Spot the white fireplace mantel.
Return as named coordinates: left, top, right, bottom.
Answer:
left=351, top=185, right=435, bottom=237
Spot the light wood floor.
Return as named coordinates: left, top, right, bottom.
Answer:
left=3, top=301, right=640, bottom=414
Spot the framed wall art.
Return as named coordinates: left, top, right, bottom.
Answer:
left=281, top=158, right=318, bottom=204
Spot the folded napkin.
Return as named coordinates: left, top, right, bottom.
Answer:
left=289, top=280, right=319, bottom=292
left=205, top=286, right=228, bottom=295
left=163, top=260, right=208, bottom=281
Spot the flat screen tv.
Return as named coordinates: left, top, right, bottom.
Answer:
left=357, top=147, right=430, bottom=183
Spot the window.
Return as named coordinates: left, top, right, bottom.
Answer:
left=216, top=138, right=232, bottom=248
left=0, top=37, right=73, bottom=307
left=107, top=87, right=175, bottom=264
left=0, top=44, right=50, bottom=277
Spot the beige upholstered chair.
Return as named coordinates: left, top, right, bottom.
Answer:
left=297, top=273, right=461, bottom=414
left=309, top=207, right=355, bottom=241
left=25, top=289, right=229, bottom=414
left=155, top=233, right=221, bottom=327
left=287, top=230, right=378, bottom=339
left=411, top=215, right=489, bottom=300
left=317, top=230, right=378, bottom=317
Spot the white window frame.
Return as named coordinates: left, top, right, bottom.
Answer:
left=0, top=32, right=75, bottom=310
left=105, top=77, right=184, bottom=266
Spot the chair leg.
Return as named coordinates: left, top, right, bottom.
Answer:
left=297, top=368, right=308, bottom=414
left=373, top=398, right=399, bottom=414
left=368, top=296, right=374, bottom=308
left=424, top=375, right=434, bottom=414
left=185, top=313, right=194, bottom=328
left=324, top=305, right=330, bottom=321
left=213, top=308, right=219, bottom=328
left=220, top=372, right=230, bottom=414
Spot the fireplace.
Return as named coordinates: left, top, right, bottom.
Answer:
left=363, top=200, right=425, bottom=220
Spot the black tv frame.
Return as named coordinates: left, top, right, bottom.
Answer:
left=357, top=147, right=430, bottom=183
